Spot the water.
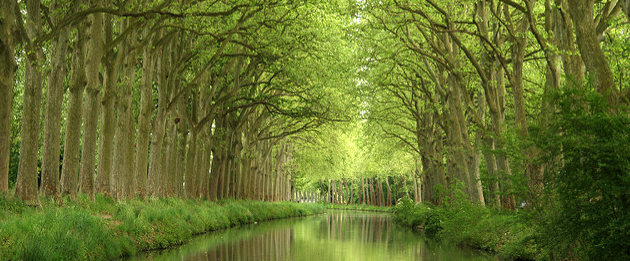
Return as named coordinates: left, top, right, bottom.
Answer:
left=129, top=210, right=494, bottom=261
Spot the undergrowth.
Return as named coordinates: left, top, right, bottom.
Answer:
left=0, top=195, right=324, bottom=261
left=393, top=198, right=540, bottom=260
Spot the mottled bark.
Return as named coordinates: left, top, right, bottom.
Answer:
left=134, top=47, right=154, bottom=199
left=148, top=41, right=175, bottom=197
left=96, top=39, right=120, bottom=196
left=471, top=94, right=486, bottom=206
left=15, top=0, right=44, bottom=204
left=553, top=0, right=584, bottom=83
left=185, top=130, right=198, bottom=198
left=0, top=41, right=14, bottom=196
left=78, top=10, right=103, bottom=199
left=624, top=0, right=630, bottom=20
left=567, top=0, right=617, bottom=104
left=209, top=139, right=221, bottom=200
left=199, top=142, right=211, bottom=199
left=445, top=74, right=472, bottom=197
left=60, top=18, right=88, bottom=199
left=0, top=0, right=19, bottom=196
left=164, top=119, right=178, bottom=197
left=148, top=46, right=170, bottom=197
left=176, top=123, right=188, bottom=198
left=40, top=6, right=69, bottom=198
left=420, top=113, right=444, bottom=205
left=264, top=140, right=273, bottom=200
left=112, top=48, right=137, bottom=200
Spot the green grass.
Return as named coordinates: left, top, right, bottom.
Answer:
left=0, top=195, right=325, bottom=261
left=324, top=203, right=393, bottom=212
left=392, top=198, right=541, bottom=260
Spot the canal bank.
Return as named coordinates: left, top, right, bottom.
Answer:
left=0, top=195, right=324, bottom=261
left=392, top=198, right=540, bottom=260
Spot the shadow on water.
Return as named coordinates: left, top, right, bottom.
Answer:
left=127, top=210, right=494, bottom=261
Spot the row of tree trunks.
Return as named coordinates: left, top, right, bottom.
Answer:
left=2, top=1, right=341, bottom=205
left=326, top=178, right=403, bottom=206
left=293, top=191, right=322, bottom=203
left=375, top=0, right=616, bottom=209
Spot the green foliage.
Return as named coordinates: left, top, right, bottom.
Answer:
left=393, top=198, right=444, bottom=236
left=392, top=199, right=540, bottom=260
left=535, top=87, right=630, bottom=260
left=0, top=196, right=325, bottom=261
left=290, top=123, right=363, bottom=184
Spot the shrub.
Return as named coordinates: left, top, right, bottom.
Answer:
left=536, top=87, right=630, bottom=260
left=393, top=199, right=539, bottom=259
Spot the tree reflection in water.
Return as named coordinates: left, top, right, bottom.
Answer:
left=131, top=211, right=492, bottom=261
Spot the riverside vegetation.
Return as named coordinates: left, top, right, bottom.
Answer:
left=392, top=88, right=630, bottom=261
left=394, top=198, right=539, bottom=260
left=3, top=1, right=630, bottom=260
left=0, top=196, right=324, bottom=261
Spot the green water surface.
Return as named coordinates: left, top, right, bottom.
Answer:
left=129, top=210, right=494, bottom=261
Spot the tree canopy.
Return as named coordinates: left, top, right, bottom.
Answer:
left=2, top=0, right=630, bottom=258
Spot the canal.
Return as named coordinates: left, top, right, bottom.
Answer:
left=129, top=210, right=493, bottom=261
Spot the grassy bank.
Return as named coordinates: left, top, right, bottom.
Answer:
left=393, top=198, right=540, bottom=260
left=0, top=195, right=325, bottom=261
left=325, top=203, right=393, bottom=212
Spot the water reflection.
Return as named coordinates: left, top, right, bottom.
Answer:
left=130, top=210, right=493, bottom=261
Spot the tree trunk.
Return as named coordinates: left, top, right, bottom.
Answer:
left=112, top=48, right=137, bottom=200
left=209, top=146, right=220, bottom=201
left=200, top=143, right=212, bottom=199
left=553, top=0, right=584, bottom=84
left=177, top=123, right=188, bottom=197
left=414, top=158, right=422, bottom=203
left=134, top=46, right=154, bottom=199
left=567, top=0, right=617, bottom=105
left=60, top=23, right=88, bottom=198
left=491, top=63, right=515, bottom=209
left=96, top=47, right=120, bottom=197
left=78, top=10, right=103, bottom=199
left=361, top=178, right=367, bottom=204
left=40, top=19, right=68, bottom=199
left=164, top=118, right=178, bottom=197
left=385, top=178, right=392, bottom=206
left=242, top=151, right=252, bottom=199
left=445, top=74, right=472, bottom=198
left=185, top=130, right=198, bottom=198
left=148, top=44, right=171, bottom=197
left=96, top=13, right=120, bottom=197
left=367, top=178, right=373, bottom=206
left=471, top=93, right=486, bottom=206
left=369, top=178, right=376, bottom=205
left=349, top=179, right=354, bottom=205
left=340, top=179, right=346, bottom=204
left=15, top=0, right=44, bottom=204
left=379, top=179, right=386, bottom=206
left=0, top=2, right=16, bottom=195
left=326, top=180, right=333, bottom=203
